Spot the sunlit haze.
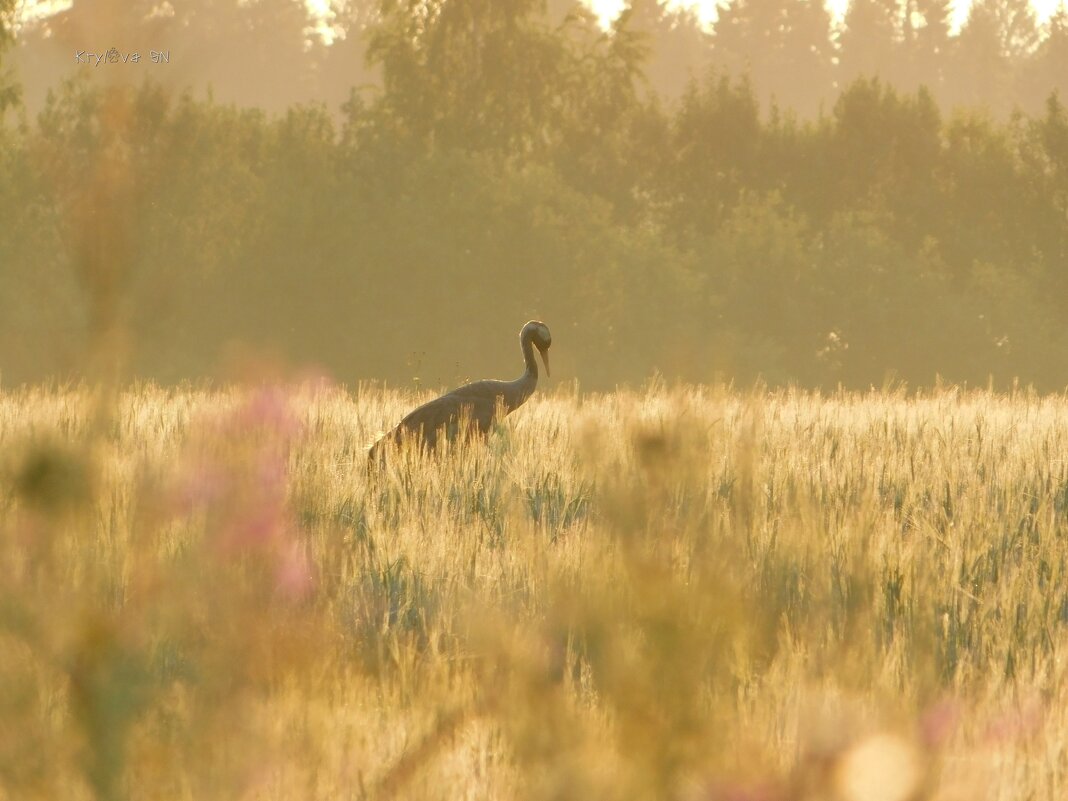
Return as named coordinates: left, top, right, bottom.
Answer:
left=20, top=0, right=1068, bottom=35
left=5, top=0, right=1068, bottom=793
left=588, top=0, right=1064, bottom=29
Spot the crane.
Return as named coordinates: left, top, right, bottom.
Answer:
left=368, top=320, right=552, bottom=465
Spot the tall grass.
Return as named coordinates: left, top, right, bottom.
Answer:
left=1, top=382, right=1066, bottom=800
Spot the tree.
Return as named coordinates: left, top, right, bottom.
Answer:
left=367, top=0, right=570, bottom=154
left=778, top=0, right=835, bottom=116
left=947, top=0, right=1040, bottom=112
left=176, top=0, right=320, bottom=111
left=838, top=0, right=899, bottom=86
left=948, top=0, right=1009, bottom=110
left=659, top=72, right=763, bottom=237
left=825, top=79, right=943, bottom=246
left=938, top=112, right=1034, bottom=277
left=0, top=0, right=17, bottom=113
left=319, top=0, right=382, bottom=109
left=365, top=0, right=652, bottom=186
left=623, top=0, right=712, bottom=102
left=989, top=0, right=1041, bottom=61
left=550, top=7, right=661, bottom=217
left=713, top=0, right=780, bottom=76
left=712, top=0, right=834, bottom=117
left=1019, top=3, right=1068, bottom=110
left=1029, top=93, right=1068, bottom=292
left=911, top=0, right=953, bottom=96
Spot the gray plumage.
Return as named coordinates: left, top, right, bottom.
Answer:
left=369, top=321, right=552, bottom=465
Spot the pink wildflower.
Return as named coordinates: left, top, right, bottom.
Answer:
left=168, top=459, right=228, bottom=515
left=235, top=386, right=302, bottom=439
left=274, top=541, right=314, bottom=600
left=919, top=698, right=961, bottom=749
left=225, top=502, right=287, bottom=551
left=295, top=367, right=334, bottom=393
left=984, top=697, right=1044, bottom=745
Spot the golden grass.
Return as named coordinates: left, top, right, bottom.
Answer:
left=2, top=382, right=1067, bottom=800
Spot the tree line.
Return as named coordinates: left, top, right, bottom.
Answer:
left=8, top=0, right=1068, bottom=117
left=1, top=0, right=1067, bottom=390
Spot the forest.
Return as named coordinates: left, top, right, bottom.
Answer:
left=1, top=0, right=1067, bottom=390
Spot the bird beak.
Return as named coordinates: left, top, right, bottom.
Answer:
left=538, top=346, right=550, bottom=377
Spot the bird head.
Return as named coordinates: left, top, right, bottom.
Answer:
left=523, top=320, right=551, bottom=377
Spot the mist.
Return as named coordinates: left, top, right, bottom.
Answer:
left=2, top=0, right=1067, bottom=390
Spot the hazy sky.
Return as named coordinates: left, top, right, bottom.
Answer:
left=19, top=0, right=1068, bottom=38
left=588, top=0, right=1064, bottom=30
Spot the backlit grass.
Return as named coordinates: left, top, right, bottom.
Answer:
left=1, top=382, right=1067, bottom=800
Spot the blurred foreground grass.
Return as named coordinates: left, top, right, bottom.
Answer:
left=1, top=382, right=1067, bottom=800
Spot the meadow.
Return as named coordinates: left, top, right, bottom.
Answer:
left=1, top=382, right=1067, bottom=801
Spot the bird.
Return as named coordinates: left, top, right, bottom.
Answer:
left=368, top=320, right=551, bottom=466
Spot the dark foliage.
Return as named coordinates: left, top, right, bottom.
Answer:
left=2, top=1, right=1068, bottom=390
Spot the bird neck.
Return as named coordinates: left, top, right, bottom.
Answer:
left=521, top=332, right=539, bottom=381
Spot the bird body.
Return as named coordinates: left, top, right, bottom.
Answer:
left=369, top=321, right=551, bottom=464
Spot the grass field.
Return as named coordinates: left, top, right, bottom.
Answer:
left=1, top=382, right=1067, bottom=800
